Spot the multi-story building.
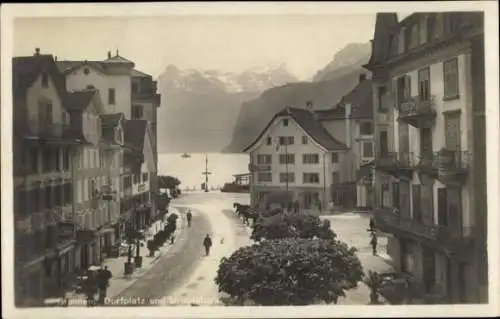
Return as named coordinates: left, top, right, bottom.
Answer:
left=317, top=75, right=375, bottom=208
left=65, top=88, right=118, bottom=268
left=244, top=106, right=348, bottom=210
left=13, top=51, right=78, bottom=305
left=244, top=75, right=375, bottom=211
left=124, top=120, right=155, bottom=230
left=130, top=69, right=161, bottom=220
left=365, top=12, right=486, bottom=303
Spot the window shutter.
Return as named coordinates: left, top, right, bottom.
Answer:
left=405, top=75, right=412, bottom=99
left=390, top=79, right=397, bottom=108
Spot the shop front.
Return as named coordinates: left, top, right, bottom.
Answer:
left=75, top=230, right=96, bottom=269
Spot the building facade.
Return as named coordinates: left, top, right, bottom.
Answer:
left=244, top=107, right=348, bottom=210
left=13, top=49, right=161, bottom=306
left=365, top=12, right=486, bottom=303
left=13, top=52, right=79, bottom=305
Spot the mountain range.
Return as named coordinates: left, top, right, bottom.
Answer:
left=157, top=42, right=371, bottom=154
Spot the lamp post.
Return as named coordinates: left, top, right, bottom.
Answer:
left=202, top=154, right=212, bottom=192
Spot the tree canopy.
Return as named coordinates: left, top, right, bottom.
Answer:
left=158, top=175, right=181, bottom=190
left=215, top=238, right=364, bottom=305
left=251, top=212, right=336, bottom=242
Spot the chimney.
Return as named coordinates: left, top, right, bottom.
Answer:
left=34, top=48, right=40, bottom=56
left=359, top=73, right=367, bottom=83
left=107, top=51, right=111, bottom=59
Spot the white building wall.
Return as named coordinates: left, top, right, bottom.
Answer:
left=64, top=66, right=132, bottom=119
left=26, top=73, right=66, bottom=127
left=390, top=51, right=472, bottom=229
left=250, top=117, right=332, bottom=188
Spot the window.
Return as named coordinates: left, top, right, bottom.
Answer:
left=379, top=130, right=389, bottom=156
left=331, top=153, right=339, bottom=163
left=362, top=142, right=374, bottom=157
left=279, top=136, right=294, bottom=146
left=443, top=58, right=459, bottom=99
left=132, top=105, right=143, bottom=119
left=257, top=172, right=272, bottom=182
left=419, top=16, right=428, bottom=45
left=332, top=172, right=340, bottom=184
left=83, top=68, right=90, bottom=75
left=279, top=154, right=295, bottom=165
left=279, top=172, right=295, bottom=183
left=132, top=82, right=139, bottom=93
left=266, top=137, right=272, bottom=145
left=41, top=73, right=49, bottom=88
left=303, top=173, right=320, bottom=184
left=108, top=88, right=116, bottom=104
left=302, top=136, right=308, bottom=145
left=283, top=119, right=289, bottom=126
left=302, top=153, right=319, bottom=164
left=86, top=85, right=94, bottom=89
left=133, top=173, right=141, bottom=184
left=55, top=148, right=61, bottom=170
left=378, top=86, right=387, bottom=112
left=418, top=67, right=431, bottom=101
left=143, top=173, right=149, bottom=182
left=360, top=122, right=374, bottom=135
left=408, top=23, right=419, bottom=49
left=257, top=154, right=272, bottom=165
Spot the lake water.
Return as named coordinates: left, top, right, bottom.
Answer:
left=158, top=153, right=249, bottom=190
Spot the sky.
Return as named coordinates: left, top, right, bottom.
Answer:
left=13, top=14, right=380, bottom=81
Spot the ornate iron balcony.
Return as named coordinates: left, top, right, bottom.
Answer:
left=398, top=96, right=437, bottom=128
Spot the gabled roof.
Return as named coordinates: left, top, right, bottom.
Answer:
left=65, top=89, right=98, bottom=111
left=12, top=54, right=67, bottom=99
left=243, top=107, right=347, bottom=153
left=103, top=54, right=135, bottom=65
left=338, top=79, right=373, bottom=119
left=56, top=60, right=106, bottom=74
left=315, top=107, right=346, bottom=121
left=124, top=119, right=148, bottom=152
left=131, top=69, right=151, bottom=78
left=100, top=113, right=124, bottom=128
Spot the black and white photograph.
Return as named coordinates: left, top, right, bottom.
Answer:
left=1, top=2, right=498, bottom=318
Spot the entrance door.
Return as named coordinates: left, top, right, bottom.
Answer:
left=399, top=181, right=411, bottom=219
left=447, top=187, right=462, bottom=237
left=420, top=128, right=433, bottom=160
left=392, top=182, right=400, bottom=209
left=444, top=112, right=462, bottom=165
left=422, top=246, right=436, bottom=293
left=399, top=123, right=410, bottom=155
left=380, top=130, right=389, bottom=156
left=437, top=188, right=448, bottom=226
left=412, top=185, right=422, bottom=222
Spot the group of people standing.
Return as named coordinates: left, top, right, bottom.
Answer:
left=81, top=266, right=112, bottom=306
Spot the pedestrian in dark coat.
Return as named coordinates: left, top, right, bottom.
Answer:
left=203, top=234, right=212, bottom=256
left=370, top=233, right=378, bottom=256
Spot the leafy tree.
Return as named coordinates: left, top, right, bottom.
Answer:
left=215, top=238, right=364, bottom=305
left=158, top=175, right=181, bottom=190
left=251, top=212, right=336, bottom=242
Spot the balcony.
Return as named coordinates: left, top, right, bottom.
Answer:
left=374, top=208, right=476, bottom=259
left=398, top=96, right=437, bottom=129
left=132, top=92, right=161, bottom=106
left=416, top=152, right=439, bottom=179
left=375, top=152, right=415, bottom=179
left=436, top=150, right=470, bottom=186
left=374, top=207, right=438, bottom=242
left=435, top=225, right=476, bottom=260
left=23, top=120, right=77, bottom=145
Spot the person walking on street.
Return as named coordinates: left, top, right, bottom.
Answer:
left=97, top=266, right=112, bottom=305
left=369, top=216, right=375, bottom=232
left=370, top=232, right=378, bottom=256
left=187, top=210, right=192, bottom=227
left=203, top=234, right=212, bottom=256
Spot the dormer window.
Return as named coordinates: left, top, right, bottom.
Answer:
left=86, top=85, right=94, bottom=89
left=84, top=68, right=90, bottom=75
left=41, top=73, right=49, bottom=88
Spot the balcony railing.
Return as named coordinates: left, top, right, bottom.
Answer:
left=436, top=150, right=470, bottom=170
left=398, top=96, right=437, bottom=128
left=374, top=207, right=438, bottom=241
left=24, top=120, right=73, bottom=141
left=375, top=152, right=415, bottom=178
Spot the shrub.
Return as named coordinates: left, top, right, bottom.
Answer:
left=251, top=212, right=336, bottom=241
left=215, top=238, right=364, bottom=305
